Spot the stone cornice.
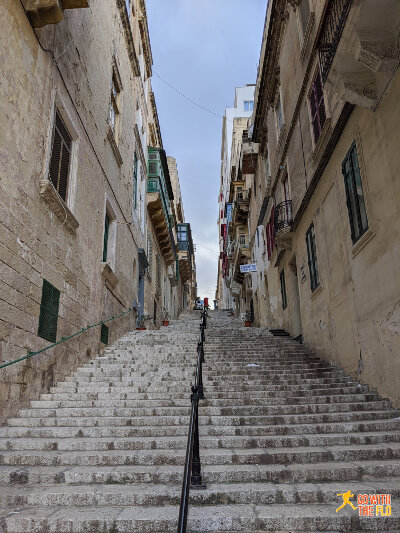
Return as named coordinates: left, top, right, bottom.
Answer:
left=150, top=92, right=163, bottom=149
left=116, top=0, right=140, bottom=78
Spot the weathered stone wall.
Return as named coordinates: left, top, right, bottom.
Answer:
left=249, top=0, right=400, bottom=406
left=0, top=0, right=152, bottom=422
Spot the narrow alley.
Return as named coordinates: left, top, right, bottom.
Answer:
left=1, top=311, right=399, bottom=531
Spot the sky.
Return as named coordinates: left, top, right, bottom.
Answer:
left=146, top=0, right=267, bottom=302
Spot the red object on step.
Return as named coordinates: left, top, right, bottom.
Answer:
left=204, top=298, right=209, bottom=307
left=162, top=320, right=169, bottom=326
left=245, top=321, right=251, bottom=327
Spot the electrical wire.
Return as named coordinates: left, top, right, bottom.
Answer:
left=152, top=69, right=235, bottom=123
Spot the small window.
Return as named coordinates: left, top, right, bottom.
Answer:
left=103, top=213, right=110, bottom=262
left=280, top=269, right=287, bottom=309
left=309, top=68, right=326, bottom=144
left=342, top=143, right=368, bottom=243
left=133, top=152, right=138, bottom=209
left=109, top=73, right=120, bottom=138
left=100, top=324, right=109, bottom=345
left=306, top=223, right=319, bottom=291
left=49, top=110, right=72, bottom=202
left=276, top=93, right=284, bottom=136
left=38, top=279, right=60, bottom=343
left=244, top=100, right=254, bottom=112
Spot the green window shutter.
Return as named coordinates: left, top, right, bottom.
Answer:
left=100, top=324, right=109, bottom=345
left=103, top=214, right=110, bottom=262
left=38, top=279, right=60, bottom=342
left=49, top=111, right=72, bottom=202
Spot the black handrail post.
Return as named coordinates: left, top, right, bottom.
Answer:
left=190, top=394, right=204, bottom=487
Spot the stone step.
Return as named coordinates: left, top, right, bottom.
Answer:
left=27, top=391, right=381, bottom=409
left=4, top=503, right=399, bottom=532
left=2, top=418, right=398, bottom=440
left=1, top=429, right=400, bottom=452
left=7, top=409, right=398, bottom=428
left=2, top=459, right=400, bottom=486
left=16, top=399, right=394, bottom=418
left=38, top=384, right=370, bottom=401
left=2, top=478, right=399, bottom=507
left=1, top=442, right=400, bottom=467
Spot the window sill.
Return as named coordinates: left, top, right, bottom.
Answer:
left=39, top=180, right=79, bottom=234
left=300, top=12, right=315, bottom=61
left=351, top=227, right=375, bottom=258
left=101, top=261, right=119, bottom=289
left=310, top=283, right=323, bottom=301
left=107, top=125, right=123, bottom=167
left=312, top=117, right=332, bottom=163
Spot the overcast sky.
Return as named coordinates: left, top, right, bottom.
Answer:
left=147, top=0, right=267, bottom=302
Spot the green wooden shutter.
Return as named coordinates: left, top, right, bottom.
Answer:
left=38, top=279, right=60, bottom=342
left=100, top=324, right=109, bottom=345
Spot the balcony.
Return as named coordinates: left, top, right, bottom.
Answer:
left=319, top=0, right=400, bottom=109
left=318, top=0, right=353, bottom=83
left=177, top=223, right=194, bottom=282
left=147, top=148, right=175, bottom=264
left=273, top=200, right=293, bottom=260
left=232, top=192, right=250, bottom=225
left=22, top=0, right=88, bottom=27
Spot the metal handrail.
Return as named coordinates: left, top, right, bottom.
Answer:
left=0, top=307, right=134, bottom=371
left=177, top=309, right=207, bottom=532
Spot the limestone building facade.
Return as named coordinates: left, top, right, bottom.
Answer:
left=217, top=0, right=400, bottom=406
left=0, top=0, right=195, bottom=422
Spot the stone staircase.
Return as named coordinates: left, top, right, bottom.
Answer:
left=0, top=310, right=399, bottom=532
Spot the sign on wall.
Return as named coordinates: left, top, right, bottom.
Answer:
left=240, top=263, right=257, bottom=273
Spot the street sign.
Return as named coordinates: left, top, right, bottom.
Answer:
left=240, top=263, right=257, bottom=273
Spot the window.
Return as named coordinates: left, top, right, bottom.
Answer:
left=49, top=110, right=72, bottom=202
left=309, top=68, right=326, bottom=144
left=244, top=100, right=254, bottom=112
left=276, top=93, right=284, bottom=136
left=306, top=223, right=319, bottom=291
left=342, top=143, right=368, bottom=243
left=156, top=254, right=161, bottom=296
left=133, top=152, right=138, bottom=209
left=298, top=0, right=311, bottom=39
left=103, top=213, right=110, bottom=262
left=178, top=225, right=188, bottom=242
left=280, top=269, right=287, bottom=309
left=100, top=324, right=109, bottom=345
left=109, top=72, right=121, bottom=139
left=38, top=279, right=60, bottom=342
left=266, top=207, right=275, bottom=260
left=147, top=235, right=153, bottom=277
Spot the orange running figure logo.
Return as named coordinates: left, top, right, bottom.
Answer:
left=336, top=490, right=357, bottom=512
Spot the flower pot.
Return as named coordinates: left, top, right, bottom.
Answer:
left=162, top=320, right=169, bottom=326
left=136, top=327, right=147, bottom=330
left=245, top=321, right=252, bottom=327
left=230, top=312, right=234, bottom=317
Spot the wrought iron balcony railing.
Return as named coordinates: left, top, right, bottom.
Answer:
left=318, top=0, right=352, bottom=82
left=235, top=190, right=250, bottom=203
left=274, top=200, right=293, bottom=235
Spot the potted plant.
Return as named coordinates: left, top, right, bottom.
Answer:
left=244, top=310, right=253, bottom=327
left=229, top=307, right=235, bottom=317
left=162, top=308, right=170, bottom=326
left=136, top=314, right=152, bottom=330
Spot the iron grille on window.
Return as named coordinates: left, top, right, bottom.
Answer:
left=318, top=0, right=352, bottom=82
left=49, top=111, right=72, bottom=202
left=100, top=324, right=109, bottom=345
left=38, top=279, right=60, bottom=343
left=342, top=143, right=368, bottom=243
left=309, top=68, right=326, bottom=143
left=274, top=200, right=293, bottom=235
left=306, top=223, right=320, bottom=292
